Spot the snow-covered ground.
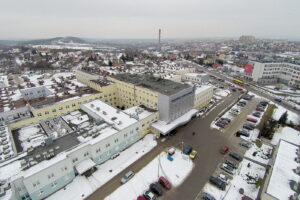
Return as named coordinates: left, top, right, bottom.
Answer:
left=271, top=126, right=300, bottom=146
left=272, top=104, right=300, bottom=125
left=46, top=134, right=157, bottom=200
left=104, top=149, right=194, bottom=200
left=244, top=143, right=273, bottom=165
left=203, top=159, right=266, bottom=200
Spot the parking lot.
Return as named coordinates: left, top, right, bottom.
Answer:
left=199, top=94, right=270, bottom=199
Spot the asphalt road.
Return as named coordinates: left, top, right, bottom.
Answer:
left=87, top=90, right=242, bottom=200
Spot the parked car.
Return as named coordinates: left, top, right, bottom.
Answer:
left=229, top=152, right=243, bottom=161
left=237, top=102, right=246, bottom=107
left=257, top=103, right=266, bottom=108
left=219, top=146, right=229, bottom=154
left=252, top=112, right=261, bottom=118
left=183, top=145, right=193, bottom=155
left=189, top=150, right=197, bottom=159
left=220, top=118, right=231, bottom=123
left=260, top=101, right=269, bottom=105
left=143, top=190, right=156, bottom=200
left=215, top=122, right=225, bottom=128
left=167, top=147, right=175, bottom=156
left=159, top=176, right=172, bottom=189
left=256, top=107, right=264, bottom=112
left=231, top=88, right=236, bottom=92
left=209, top=176, right=226, bottom=190
left=218, top=120, right=229, bottom=125
left=202, top=192, right=216, bottom=200
left=218, top=173, right=231, bottom=184
left=120, top=171, right=135, bottom=184
left=239, top=141, right=252, bottom=148
left=243, top=123, right=255, bottom=130
left=274, top=98, right=282, bottom=102
left=243, top=95, right=253, bottom=100
left=137, top=195, right=147, bottom=200
left=150, top=183, right=163, bottom=196
left=225, top=160, right=238, bottom=169
left=236, top=129, right=250, bottom=137
left=220, top=163, right=234, bottom=175
left=293, top=106, right=300, bottom=111
left=246, top=118, right=258, bottom=123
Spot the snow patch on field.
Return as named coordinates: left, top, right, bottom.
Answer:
left=105, top=149, right=194, bottom=200
left=272, top=104, right=300, bottom=125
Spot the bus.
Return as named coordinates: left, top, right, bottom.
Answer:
left=232, top=78, right=244, bottom=86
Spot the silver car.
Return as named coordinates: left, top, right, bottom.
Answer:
left=120, top=171, right=135, bottom=184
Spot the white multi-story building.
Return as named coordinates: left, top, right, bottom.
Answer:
left=181, top=73, right=209, bottom=84
left=8, top=99, right=157, bottom=200
left=245, top=61, right=300, bottom=87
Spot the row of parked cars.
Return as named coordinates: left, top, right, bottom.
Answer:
left=136, top=176, right=172, bottom=200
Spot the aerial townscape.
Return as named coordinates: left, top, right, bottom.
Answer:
left=0, top=1, right=300, bottom=200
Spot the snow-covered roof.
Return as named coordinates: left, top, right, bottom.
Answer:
left=195, top=85, right=213, bottom=95
left=266, top=140, right=299, bottom=199
left=123, top=106, right=156, bottom=120
left=75, top=158, right=96, bottom=175
left=271, top=126, right=300, bottom=146
left=82, top=100, right=137, bottom=130
left=152, top=109, right=198, bottom=135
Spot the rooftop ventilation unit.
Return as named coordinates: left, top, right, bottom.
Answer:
left=91, top=104, right=94, bottom=108
left=118, top=121, right=122, bottom=125
left=102, top=111, right=107, bottom=115
left=96, top=107, right=100, bottom=111
left=111, top=117, right=117, bottom=121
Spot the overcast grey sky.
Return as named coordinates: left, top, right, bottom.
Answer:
left=0, top=0, right=299, bottom=40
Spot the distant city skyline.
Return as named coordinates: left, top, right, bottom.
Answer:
left=1, top=0, right=300, bottom=40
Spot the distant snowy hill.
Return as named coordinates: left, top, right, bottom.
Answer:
left=19, top=37, right=87, bottom=45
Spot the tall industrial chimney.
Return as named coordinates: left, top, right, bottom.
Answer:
left=158, top=29, right=161, bottom=51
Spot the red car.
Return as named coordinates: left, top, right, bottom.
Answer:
left=238, top=88, right=243, bottom=91
left=247, top=118, right=258, bottom=123
left=219, top=146, right=229, bottom=154
left=137, top=195, right=147, bottom=200
left=256, top=107, right=264, bottom=112
left=159, top=176, right=172, bottom=189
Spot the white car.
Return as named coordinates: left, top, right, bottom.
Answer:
left=120, top=171, right=135, bottom=184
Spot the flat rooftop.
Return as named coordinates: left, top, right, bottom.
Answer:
left=81, top=99, right=137, bottom=130
left=111, top=73, right=191, bottom=95
left=90, top=79, right=112, bottom=87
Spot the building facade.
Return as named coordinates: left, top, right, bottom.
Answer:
left=246, top=61, right=300, bottom=87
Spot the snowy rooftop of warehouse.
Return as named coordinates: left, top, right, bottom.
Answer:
left=185, top=72, right=208, bottom=77
left=123, top=105, right=156, bottom=120
left=82, top=100, right=137, bottom=130
left=195, top=85, right=213, bottom=94
left=271, top=126, right=300, bottom=146
left=152, top=109, right=198, bottom=135
left=266, top=140, right=299, bottom=200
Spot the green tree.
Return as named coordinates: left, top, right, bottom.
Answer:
left=279, top=111, right=288, bottom=124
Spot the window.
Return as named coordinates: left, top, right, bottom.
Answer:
left=59, top=107, right=63, bottom=110
left=72, top=158, right=78, bottom=163
left=45, top=111, right=49, bottom=115
left=66, top=105, right=70, bottom=109
left=106, top=143, right=110, bottom=148
left=40, top=190, right=43, bottom=195
left=52, top=109, right=56, bottom=112
left=114, top=139, right=118, bottom=143
left=96, top=148, right=101, bottom=153
left=37, top=113, right=42, bottom=117
left=124, top=133, right=128, bottom=138
left=72, top=104, right=76, bottom=107
left=84, top=152, right=89, bottom=157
